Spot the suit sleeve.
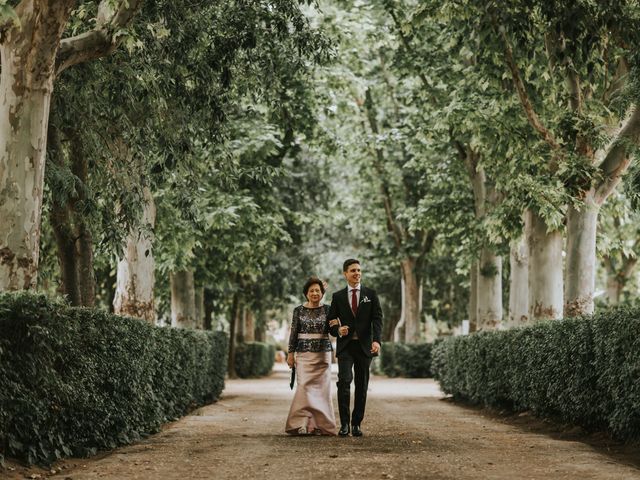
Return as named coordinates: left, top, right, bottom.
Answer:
left=328, top=294, right=339, bottom=338
left=371, top=290, right=383, bottom=344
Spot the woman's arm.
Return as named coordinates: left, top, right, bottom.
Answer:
left=287, top=307, right=299, bottom=367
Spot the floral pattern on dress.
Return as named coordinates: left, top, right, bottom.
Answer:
left=288, top=305, right=332, bottom=353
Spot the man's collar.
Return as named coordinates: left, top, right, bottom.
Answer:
left=347, top=283, right=361, bottom=291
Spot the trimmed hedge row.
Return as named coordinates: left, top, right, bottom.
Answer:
left=235, top=342, right=276, bottom=378
left=0, top=292, right=228, bottom=465
left=380, top=342, right=434, bottom=378
left=432, top=306, right=640, bottom=440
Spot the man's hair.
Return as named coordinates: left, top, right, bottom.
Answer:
left=343, top=258, right=360, bottom=272
left=303, top=276, right=325, bottom=297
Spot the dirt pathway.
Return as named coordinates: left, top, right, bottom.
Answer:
left=6, top=364, right=640, bottom=480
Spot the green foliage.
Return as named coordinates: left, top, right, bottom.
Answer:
left=0, top=292, right=228, bottom=466
left=234, top=342, right=276, bottom=378
left=432, top=306, right=640, bottom=440
left=379, top=342, right=433, bottom=378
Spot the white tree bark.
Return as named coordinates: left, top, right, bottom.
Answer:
left=564, top=193, right=599, bottom=317
left=170, top=270, right=196, bottom=329
left=477, top=248, right=502, bottom=330
left=400, top=258, right=421, bottom=343
left=508, top=235, right=529, bottom=326
left=526, top=209, right=563, bottom=320
left=113, top=187, right=156, bottom=323
left=0, top=1, right=142, bottom=291
left=0, top=2, right=74, bottom=290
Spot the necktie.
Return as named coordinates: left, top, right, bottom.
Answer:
left=351, top=288, right=358, bottom=316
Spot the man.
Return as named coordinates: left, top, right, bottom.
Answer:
left=328, top=258, right=383, bottom=437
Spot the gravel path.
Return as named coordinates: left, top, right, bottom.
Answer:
left=5, top=364, right=640, bottom=480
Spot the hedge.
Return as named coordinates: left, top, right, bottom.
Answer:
left=380, top=342, right=434, bottom=378
left=235, top=342, right=276, bottom=378
left=0, top=292, right=228, bottom=466
left=432, top=306, right=640, bottom=441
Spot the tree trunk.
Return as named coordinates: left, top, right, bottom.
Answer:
left=508, top=235, right=529, bottom=326
left=468, top=262, right=478, bottom=332
left=170, top=270, right=196, bottom=328
left=526, top=209, right=563, bottom=320
left=564, top=193, right=600, bottom=317
left=204, top=288, right=215, bottom=330
left=244, top=309, right=255, bottom=342
left=606, top=274, right=623, bottom=306
left=113, top=187, right=156, bottom=323
left=477, top=248, right=503, bottom=330
left=68, top=129, right=95, bottom=306
left=227, top=294, right=241, bottom=379
left=394, top=270, right=406, bottom=342
left=400, top=257, right=421, bottom=343
left=47, top=122, right=81, bottom=304
left=0, top=3, right=74, bottom=290
left=194, top=286, right=205, bottom=329
left=254, top=310, right=267, bottom=342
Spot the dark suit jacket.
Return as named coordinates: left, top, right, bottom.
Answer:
left=328, top=285, right=383, bottom=358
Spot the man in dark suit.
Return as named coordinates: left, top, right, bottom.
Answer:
left=328, top=258, right=383, bottom=437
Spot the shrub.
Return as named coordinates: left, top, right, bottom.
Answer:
left=431, top=306, right=640, bottom=440
left=0, top=292, right=228, bottom=466
left=234, top=342, right=275, bottom=378
left=379, top=342, right=433, bottom=378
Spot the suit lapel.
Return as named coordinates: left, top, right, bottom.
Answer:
left=342, top=287, right=355, bottom=321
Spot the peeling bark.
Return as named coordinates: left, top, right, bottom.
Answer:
left=564, top=194, right=599, bottom=317
left=508, top=235, right=529, bottom=326
left=477, top=248, right=502, bottom=330
left=0, top=1, right=143, bottom=291
left=526, top=209, right=563, bottom=320
left=0, top=2, right=75, bottom=290
left=113, top=187, right=156, bottom=323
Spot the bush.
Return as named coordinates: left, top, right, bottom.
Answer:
left=380, top=342, right=433, bottom=378
left=0, top=292, right=228, bottom=466
left=234, top=342, right=275, bottom=378
left=431, top=306, right=640, bottom=441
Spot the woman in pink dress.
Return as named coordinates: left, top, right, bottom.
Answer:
left=285, top=277, right=337, bottom=435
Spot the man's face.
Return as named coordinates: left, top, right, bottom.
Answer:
left=343, top=262, right=361, bottom=286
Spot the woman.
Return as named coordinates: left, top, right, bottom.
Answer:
left=285, top=277, right=338, bottom=435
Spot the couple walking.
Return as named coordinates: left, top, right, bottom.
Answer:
left=285, top=258, right=383, bottom=437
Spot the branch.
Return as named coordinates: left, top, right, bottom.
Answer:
left=55, top=0, right=143, bottom=76
left=595, top=106, right=640, bottom=203
left=361, top=89, right=407, bottom=249
left=496, top=23, right=562, bottom=154
left=602, top=57, right=629, bottom=105
left=385, top=5, right=437, bottom=104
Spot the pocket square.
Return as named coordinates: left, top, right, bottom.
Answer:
left=360, top=296, right=371, bottom=304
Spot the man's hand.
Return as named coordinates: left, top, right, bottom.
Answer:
left=287, top=353, right=295, bottom=368
left=370, top=341, right=381, bottom=355
left=338, top=325, right=349, bottom=337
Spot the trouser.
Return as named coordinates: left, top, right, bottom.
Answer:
left=336, top=340, right=372, bottom=427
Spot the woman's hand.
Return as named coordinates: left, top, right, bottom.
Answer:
left=287, top=353, right=295, bottom=368
left=329, top=318, right=341, bottom=328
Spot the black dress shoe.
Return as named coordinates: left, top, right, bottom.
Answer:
left=351, top=425, right=363, bottom=437
left=338, top=424, right=350, bottom=436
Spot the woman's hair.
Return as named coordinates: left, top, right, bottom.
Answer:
left=303, top=276, right=325, bottom=297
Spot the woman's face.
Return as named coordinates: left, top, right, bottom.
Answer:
left=306, top=284, right=323, bottom=304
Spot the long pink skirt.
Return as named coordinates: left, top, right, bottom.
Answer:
left=285, top=351, right=337, bottom=435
